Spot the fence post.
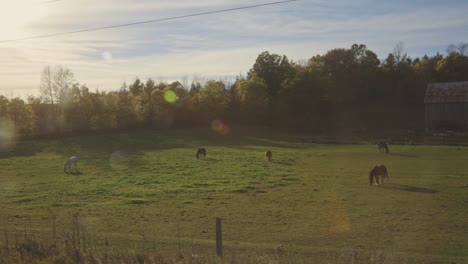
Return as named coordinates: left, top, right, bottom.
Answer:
left=216, top=218, right=222, bottom=258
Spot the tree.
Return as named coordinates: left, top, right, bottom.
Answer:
left=413, top=53, right=444, bottom=103
left=279, top=65, right=325, bottom=126
left=39, top=65, right=76, bottom=127
left=53, top=66, right=75, bottom=104
left=59, top=84, right=109, bottom=132
left=436, top=52, right=468, bottom=82
left=413, top=54, right=443, bottom=81
left=313, top=47, right=356, bottom=105
left=129, top=78, right=144, bottom=96
left=134, top=78, right=157, bottom=127
left=0, top=95, right=8, bottom=118
left=60, top=84, right=84, bottom=132
left=0, top=96, right=13, bottom=149
left=193, top=80, right=230, bottom=122
left=235, top=77, right=269, bottom=123
left=447, top=42, right=468, bottom=56
left=392, top=41, right=409, bottom=65
left=40, top=66, right=55, bottom=106
left=190, top=81, right=202, bottom=96
left=115, top=90, right=138, bottom=129
left=247, top=51, right=293, bottom=100
left=148, top=81, right=189, bottom=129
left=350, top=44, right=380, bottom=104
left=7, top=98, right=35, bottom=137
left=381, top=53, right=416, bottom=106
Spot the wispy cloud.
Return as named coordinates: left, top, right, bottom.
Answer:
left=1, top=0, right=467, bottom=98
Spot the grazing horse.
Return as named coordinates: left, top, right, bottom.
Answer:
left=369, top=165, right=389, bottom=185
left=377, top=141, right=389, bottom=153
left=265, top=150, right=272, bottom=161
left=64, top=156, right=78, bottom=173
left=369, top=166, right=381, bottom=185
left=196, top=148, right=206, bottom=159
left=379, top=165, right=390, bottom=183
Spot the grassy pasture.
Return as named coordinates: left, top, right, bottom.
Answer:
left=0, top=128, right=467, bottom=263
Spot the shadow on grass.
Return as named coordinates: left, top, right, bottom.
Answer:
left=0, top=142, right=44, bottom=159
left=388, top=153, right=419, bottom=158
left=380, top=183, right=439, bottom=193
left=273, top=161, right=293, bottom=166
left=197, top=157, right=220, bottom=162
left=65, top=170, right=83, bottom=175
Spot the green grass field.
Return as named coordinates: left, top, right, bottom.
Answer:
left=1, top=127, right=467, bottom=263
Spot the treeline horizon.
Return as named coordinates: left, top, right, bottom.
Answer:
left=1, top=43, right=468, bottom=139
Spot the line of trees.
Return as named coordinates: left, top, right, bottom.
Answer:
left=1, top=43, right=468, bottom=139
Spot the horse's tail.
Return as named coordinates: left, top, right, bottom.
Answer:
left=64, top=163, right=67, bottom=172
left=369, top=170, right=374, bottom=185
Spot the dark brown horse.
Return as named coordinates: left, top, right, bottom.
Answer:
left=377, top=141, right=389, bottom=153
left=265, top=150, right=272, bottom=161
left=369, top=165, right=389, bottom=185
left=369, top=166, right=381, bottom=185
left=196, top=148, right=206, bottom=159
left=378, top=165, right=389, bottom=183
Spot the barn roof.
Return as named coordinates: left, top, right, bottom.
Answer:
left=424, top=81, right=468, bottom=103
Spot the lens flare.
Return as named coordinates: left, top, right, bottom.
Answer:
left=0, top=119, right=16, bottom=151
left=163, top=90, right=178, bottom=103
left=102, top=51, right=113, bottom=62
left=211, top=120, right=230, bottom=135
left=109, top=150, right=129, bottom=171
left=327, top=208, right=352, bottom=234
left=319, top=192, right=352, bottom=234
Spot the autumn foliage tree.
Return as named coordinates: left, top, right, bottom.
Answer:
left=4, top=43, right=468, bottom=139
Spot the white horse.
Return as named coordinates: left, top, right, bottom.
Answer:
left=64, top=156, right=78, bottom=173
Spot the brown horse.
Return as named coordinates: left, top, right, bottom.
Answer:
left=369, top=166, right=381, bottom=185
left=379, top=165, right=389, bottom=183
left=377, top=141, right=389, bottom=153
left=196, top=148, right=206, bottom=159
left=265, top=150, right=272, bottom=161
left=369, top=165, right=389, bottom=185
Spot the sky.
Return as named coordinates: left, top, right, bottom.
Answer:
left=0, top=0, right=467, bottom=98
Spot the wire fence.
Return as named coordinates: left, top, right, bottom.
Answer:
left=0, top=212, right=415, bottom=264
left=0, top=213, right=280, bottom=257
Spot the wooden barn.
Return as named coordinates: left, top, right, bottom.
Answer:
left=424, top=81, right=468, bottom=132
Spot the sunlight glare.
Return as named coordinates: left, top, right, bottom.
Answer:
left=0, top=1, right=50, bottom=39
left=0, top=119, right=16, bottom=150
left=109, top=150, right=129, bottom=171
left=211, top=119, right=230, bottom=135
